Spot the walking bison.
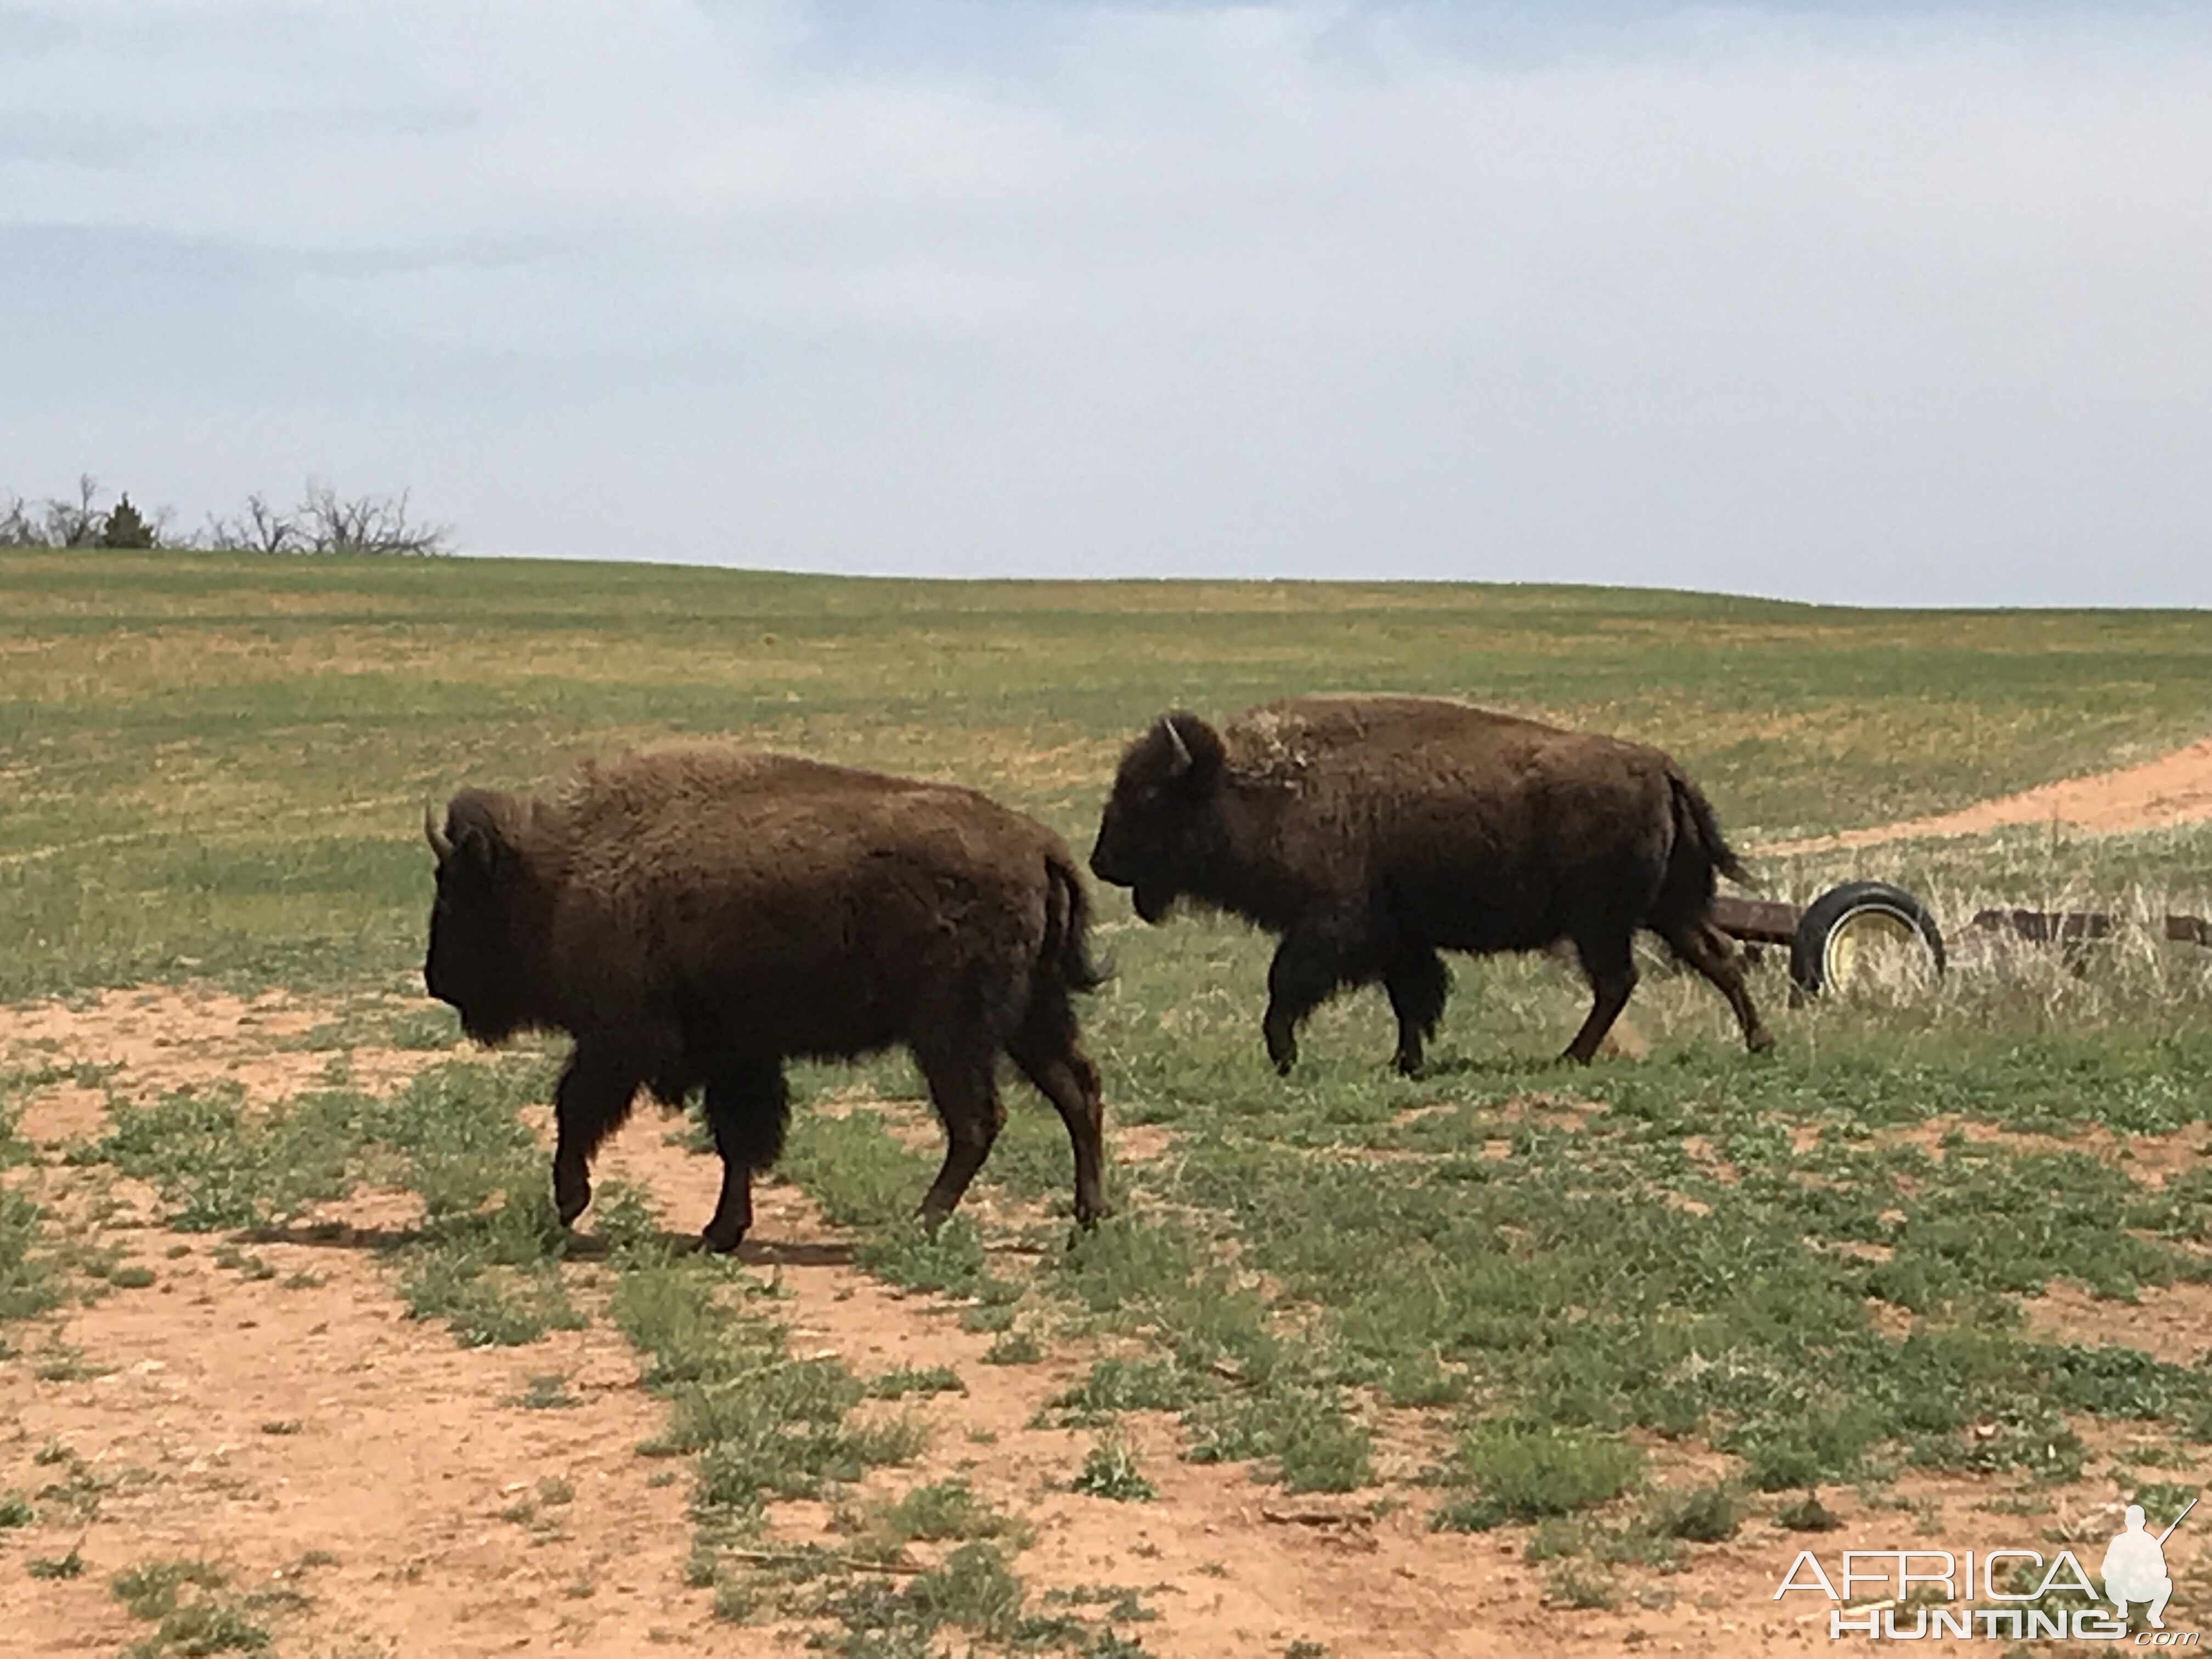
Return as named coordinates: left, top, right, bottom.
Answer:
left=1088, top=696, right=1773, bottom=1072
left=422, top=746, right=1109, bottom=1251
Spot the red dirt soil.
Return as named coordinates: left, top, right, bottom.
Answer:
left=3, top=990, right=2205, bottom=1657
left=1762, top=735, right=2212, bottom=855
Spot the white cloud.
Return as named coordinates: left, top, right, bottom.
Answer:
left=1, top=2, right=2208, bottom=602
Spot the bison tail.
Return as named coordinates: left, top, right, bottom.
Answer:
left=1668, top=768, right=1756, bottom=890
left=1044, top=855, right=1113, bottom=994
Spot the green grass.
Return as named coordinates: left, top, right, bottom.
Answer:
left=1431, top=1423, right=1646, bottom=1531
left=1047, top=1358, right=1198, bottom=1425
left=0, top=1096, right=60, bottom=1324
left=107, top=1557, right=289, bottom=1657
left=610, top=1251, right=929, bottom=1562
left=866, top=1364, right=965, bottom=1400
left=869, top=1479, right=1031, bottom=1547
left=66, top=1053, right=587, bottom=1348
left=8, top=548, right=2211, bottom=1003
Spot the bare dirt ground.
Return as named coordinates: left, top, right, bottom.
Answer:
left=1761, top=734, right=2212, bottom=854
left=3, top=989, right=2204, bottom=1658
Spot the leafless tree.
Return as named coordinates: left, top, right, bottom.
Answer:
left=297, top=479, right=452, bottom=556
left=41, top=474, right=105, bottom=546
left=203, top=493, right=304, bottom=555
left=7, top=475, right=453, bottom=556
left=0, top=494, right=37, bottom=546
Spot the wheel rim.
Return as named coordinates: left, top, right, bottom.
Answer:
left=1822, top=906, right=1934, bottom=991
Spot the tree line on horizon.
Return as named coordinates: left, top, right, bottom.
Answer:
left=1, top=475, right=454, bottom=556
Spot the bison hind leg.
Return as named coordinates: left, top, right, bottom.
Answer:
left=699, top=1060, right=791, bottom=1253
left=1562, top=928, right=1639, bottom=1065
left=1656, top=918, right=1774, bottom=1054
left=1007, top=988, right=1109, bottom=1229
left=912, top=1038, right=1006, bottom=1232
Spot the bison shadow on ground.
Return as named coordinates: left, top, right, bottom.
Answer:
left=238, top=1218, right=855, bottom=1268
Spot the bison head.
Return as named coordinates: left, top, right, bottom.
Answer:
left=423, top=789, right=535, bottom=1043
left=1090, top=710, right=1226, bottom=924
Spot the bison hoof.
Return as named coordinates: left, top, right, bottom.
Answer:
left=554, top=1178, right=591, bottom=1228
left=1747, top=1026, right=1777, bottom=1055
left=1392, top=1051, right=1426, bottom=1079
left=700, top=1222, right=747, bottom=1254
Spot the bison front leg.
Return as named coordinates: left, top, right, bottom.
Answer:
left=699, top=1060, right=791, bottom=1254
left=1262, top=917, right=1367, bottom=1075
left=1381, top=945, right=1449, bottom=1077
left=552, top=1047, right=642, bottom=1231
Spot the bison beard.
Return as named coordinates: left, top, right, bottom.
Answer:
left=422, top=747, right=1110, bottom=1251
left=1089, top=696, right=1774, bottom=1073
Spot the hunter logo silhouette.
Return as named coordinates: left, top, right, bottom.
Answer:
left=2103, top=1497, right=2196, bottom=1629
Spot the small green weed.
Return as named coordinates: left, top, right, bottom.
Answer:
left=507, top=1372, right=582, bottom=1410
left=0, top=1183, right=59, bottom=1322
left=867, top=1364, right=964, bottom=1400
left=1048, top=1357, right=1195, bottom=1425
left=909, top=1541, right=1025, bottom=1635
left=110, top=1558, right=230, bottom=1621
left=875, top=1479, right=1029, bottom=1546
left=1433, top=1423, right=1643, bottom=1531
left=1073, top=1436, right=1156, bottom=1503
left=1773, top=1492, right=1843, bottom=1532
left=1544, top=1560, right=1620, bottom=1610
left=397, top=1250, right=584, bottom=1348
left=1650, top=1482, right=1743, bottom=1543
left=984, top=1329, right=1045, bottom=1365
left=29, top=1546, right=85, bottom=1579
left=1185, top=1383, right=1372, bottom=1494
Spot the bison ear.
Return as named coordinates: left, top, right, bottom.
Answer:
left=1156, top=711, right=1224, bottom=787
left=444, top=792, right=516, bottom=880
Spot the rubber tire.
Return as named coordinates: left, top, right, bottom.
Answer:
left=1788, top=880, right=1946, bottom=998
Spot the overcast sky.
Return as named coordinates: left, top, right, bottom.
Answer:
left=3, top=2, right=2208, bottom=606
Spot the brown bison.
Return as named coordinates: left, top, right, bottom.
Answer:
left=422, top=746, right=1109, bottom=1251
left=1088, top=696, right=1772, bottom=1072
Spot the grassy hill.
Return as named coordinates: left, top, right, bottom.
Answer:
left=6, top=546, right=2209, bottom=1000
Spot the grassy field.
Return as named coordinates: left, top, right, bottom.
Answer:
left=5, top=546, right=2212, bottom=1650
left=8, top=546, right=2212, bottom=1001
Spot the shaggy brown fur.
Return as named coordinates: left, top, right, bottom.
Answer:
left=423, top=746, right=1109, bottom=1250
left=1088, top=696, right=1771, bottom=1071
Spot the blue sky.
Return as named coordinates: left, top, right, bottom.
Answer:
left=2, top=1, right=2207, bottom=605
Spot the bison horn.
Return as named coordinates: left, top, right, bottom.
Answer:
left=1161, top=717, right=1193, bottom=776
left=424, top=804, right=453, bottom=861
